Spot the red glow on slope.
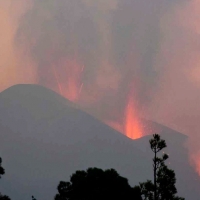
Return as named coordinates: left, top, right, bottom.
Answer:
left=106, top=120, right=124, bottom=134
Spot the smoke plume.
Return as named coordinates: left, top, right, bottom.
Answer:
left=0, top=0, right=37, bottom=91
left=1, top=0, right=200, bottom=172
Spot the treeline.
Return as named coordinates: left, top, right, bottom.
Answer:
left=1, top=134, right=185, bottom=200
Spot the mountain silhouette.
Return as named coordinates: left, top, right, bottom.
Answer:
left=0, top=84, right=199, bottom=200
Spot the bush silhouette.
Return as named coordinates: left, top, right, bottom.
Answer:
left=55, top=167, right=141, bottom=200
left=0, top=157, right=11, bottom=200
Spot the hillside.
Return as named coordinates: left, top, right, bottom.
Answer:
left=0, top=84, right=199, bottom=200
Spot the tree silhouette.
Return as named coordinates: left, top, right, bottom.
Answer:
left=32, top=196, right=37, bottom=200
left=139, top=134, right=184, bottom=200
left=0, top=157, right=11, bottom=200
left=0, top=158, right=5, bottom=178
left=55, top=167, right=141, bottom=200
left=0, top=194, right=10, bottom=200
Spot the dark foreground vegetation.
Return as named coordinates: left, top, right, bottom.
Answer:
left=0, top=134, right=185, bottom=200
left=0, top=158, right=10, bottom=200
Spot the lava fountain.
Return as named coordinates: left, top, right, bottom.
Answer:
left=50, top=58, right=144, bottom=140
left=51, top=57, right=84, bottom=102
left=124, top=93, right=143, bottom=139
left=105, top=87, right=143, bottom=139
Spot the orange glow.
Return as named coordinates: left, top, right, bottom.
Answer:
left=106, top=120, right=124, bottom=134
left=190, top=153, right=200, bottom=177
left=105, top=91, right=143, bottom=140
left=63, top=59, right=83, bottom=102
left=0, top=0, right=37, bottom=91
left=52, top=65, right=63, bottom=96
left=51, top=58, right=83, bottom=102
left=124, top=93, right=143, bottom=140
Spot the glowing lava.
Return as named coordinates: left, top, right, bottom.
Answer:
left=124, top=94, right=143, bottom=140
left=105, top=90, right=143, bottom=140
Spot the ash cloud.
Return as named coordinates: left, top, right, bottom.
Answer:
left=0, top=0, right=37, bottom=91
left=2, top=0, right=200, bottom=169
left=15, top=0, right=177, bottom=119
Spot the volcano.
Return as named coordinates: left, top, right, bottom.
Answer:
left=0, top=84, right=199, bottom=200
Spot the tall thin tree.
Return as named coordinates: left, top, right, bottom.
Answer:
left=149, top=134, right=167, bottom=200
left=139, top=134, right=184, bottom=200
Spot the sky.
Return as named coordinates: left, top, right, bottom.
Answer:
left=1, top=0, right=200, bottom=172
